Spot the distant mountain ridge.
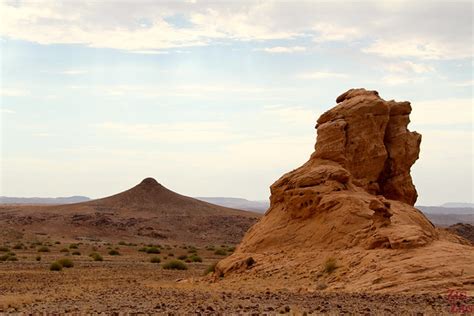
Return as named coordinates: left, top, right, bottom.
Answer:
left=0, top=196, right=91, bottom=204
left=196, top=197, right=269, bottom=213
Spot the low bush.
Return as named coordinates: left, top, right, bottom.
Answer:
left=150, top=256, right=161, bottom=263
left=108, top=250, right=120, bottom=256
left=0, top=246, right=10, bottom=252
left=178, top=255, right=187, bottom=260
left=36, top=256, right=41, bottom=261
left=162, top=260, right=187, bottom=270
left=188, top=255, right=202, bottom=263
left=37, top=246, right=50, bottom=252
left=12, top=243, right=24, bottom=250
left=245, top=257, right=255, bottom=267
left=0, top=253, right=17, bottom=261
left=57, top=258, right=74, bottom=268
left=145, top=247, right=160, bottom=254
left=71, top=251, right=81, bottom=256
left=204, top=262, right=217, bottom=275
left=214, top=249, right=227, bottom=256
left=324, top=257, right=337, bottom=274
left=89, top=253, right=103, bottom=261
left=69, top=244, right=78, bottom=249
left=60, top=248, right=69, bottom=253
left=50, top=262, right=62, bottom=271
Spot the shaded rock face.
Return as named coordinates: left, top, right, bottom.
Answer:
left=221, top=89, right=438, bottom=259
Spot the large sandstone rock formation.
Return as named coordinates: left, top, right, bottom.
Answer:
left=215, top=89, right=474, bottom=293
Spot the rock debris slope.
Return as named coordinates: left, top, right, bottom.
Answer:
left=215, top=89, right=474, bottom=293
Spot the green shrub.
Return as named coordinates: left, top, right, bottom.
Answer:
left=12, top=243, right=24, bottom=250
left=37, top=246, right=50, bottom=252
left=214, top=249, right=227, bottom=256
left=60, top=248, right=69, bottom=253
left=0, top=252, right=17, bottom=261
left=69, top=244, right=78, bottom=249
left=228, top=246, right=236, bottom=252
left=162, top=260, right=187, bottom=270
left=324, top=257, right=337, bottom=274
left=138, top=247, right=148, bottom=252
left=150, top=256, right=161, bottom=263
left=57, top=258, right=74, bottom=268
left=0, top=246, right=10, bottom=252
left=189, top=255, right=202, bottom=263
left=72, top=251, right=81, bottom=256
left=245, top=257, right=255, bottom=267
left=108, top=250, right=120, bottom=256
left=89, top=253, right=103, bottom=261
left=145, top=247, right=160, bottom=254
left=118, top=241, right=127, bottom=245
left=204, top=262, right=217, bottom=275
left=178, top=255, right=188, bottom=260
left=50, top=262, right=62, bottom=271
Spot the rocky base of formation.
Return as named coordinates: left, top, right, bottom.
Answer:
left=215, top=89, right=474, bottom=293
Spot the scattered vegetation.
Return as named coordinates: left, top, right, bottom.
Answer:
left=178, top=255, right=188, bottom=260
left=214, top=249, right=227, bottom=256
left=36, top=256, right=41, bottom=261
left=69, top=244, right=78, bottom=249
left=324, top=257, right=337, bottom=274
left=146, top=247, right=161, bottom=254
left=204, top=262, right=217, bottom=275
left=60, top=248, right=69, bottom=253
left=168, top=253, right=174, bottom=257
left=0, top=252, right=17, bottom=261
left=162, top=260, right=187, bottom=270
left=108, top=249, right=120, bottom=256
left=150, top=256, right=161, bottom=263
left=118, top=241, right=127, bottom=245
left=57, top=258, right=74, bottom=268
left=89, top=253, right=103, bottom=261
left=72, top=251, right=81, bottom=256
left=12, top=243, right=24, bottom=250
left=37, top=246, right=50, bottom=252
left=186, top=255, right=202, bottom=263
left=0, top=246, right=10, bottom=252
left=50, top=262, right=62, bottom=271
left=245, top=257, right=255, bottom=267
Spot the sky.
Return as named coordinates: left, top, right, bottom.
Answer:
left=0, top=0, right=472, bottom=206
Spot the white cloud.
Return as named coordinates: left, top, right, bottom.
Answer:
left=259, top=46, right=306, bottom=53
left=97, top=121, right=239, bottom=143
left=363, top=39, right=471, bottom=60
left=263, top=105, right=316, bottom=125
left=0, top=108, right=15, bottom=114
left=297, top=71, right=349, bottom=80
left=451, top=80, right=474, bottom=87
left=131, top=50, right=170, bottom=55
left=381, top=75, right=426, bottom=86
left=0, top=1, right=470, bottom=60
left=0, top=88, right=29, bottom=97
left=59, top=69, right=88, bottom=75
left=312, top=22, right=360, bottom=42
left=384, top=61, right=435, bottom=74
left=411, top=98, right=473, bottom=127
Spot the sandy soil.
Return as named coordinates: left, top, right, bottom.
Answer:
left=1, top=239, right=472, bottom=314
